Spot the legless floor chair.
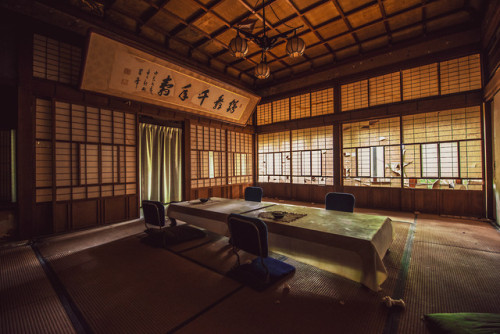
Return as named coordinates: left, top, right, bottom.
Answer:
left=142, top=200, right=206, bottom=245
left=226, top=213, right=295, bottom=291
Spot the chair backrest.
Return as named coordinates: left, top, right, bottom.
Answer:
left=227, top=214, right=268, bottom=257
left=325, top=192, right=355, bottom=213
left=244, top=187, right=263, bottom=202
left=142, top=200, right=166, bottom=227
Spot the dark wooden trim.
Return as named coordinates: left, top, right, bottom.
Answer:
left=483, top=102, right=494, bottom=219
left=484, top=65, right=500, bottom=102
left=256, top=91, right=482, bottom=134
left=259, top=44, right=481, bottom=103
left=183, top=119, right=191, bottom=201
left=17, top=24, right=35, bottom=239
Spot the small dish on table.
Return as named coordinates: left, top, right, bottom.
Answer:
left=271, top=211, right=286, bottom=219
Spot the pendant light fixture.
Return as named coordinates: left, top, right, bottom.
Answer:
left=228, top=1, right=306, bottom=79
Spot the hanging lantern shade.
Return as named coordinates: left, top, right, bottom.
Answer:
left=229, top=33, right=248, bottom=58
left=286, top=34, right=305, bottom=58
left=255, top=62, right=270, bottom=79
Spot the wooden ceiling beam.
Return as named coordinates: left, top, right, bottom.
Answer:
left=283, top=0, right=331, bottom=62
left=259, top=10, right=474, bottom=81
left=377, top=0, right=392, bottom=44
left=107, top=6, right=255, bottom=82
left=138, top=0, right=171, bottom=30
left=328, top=0, right=365, bottom=53
left=239, top=0, right=450, bottom=71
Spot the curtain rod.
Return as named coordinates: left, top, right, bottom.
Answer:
left=139, top=115, right=183, bottom=129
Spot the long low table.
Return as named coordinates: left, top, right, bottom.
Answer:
left=167, top=198, right=393, bottom=291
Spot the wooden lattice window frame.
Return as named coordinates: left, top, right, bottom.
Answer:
left=291, top=126, right=334, bottom=185
left=190, top=124, right=227, bottom=189
left=402, top=106, right=483, bottom=190
left=257, top=131, right=291, bottom=183
left=35, top=98, right=137, bottom=203
left=342, top=117, right=401, bottom=188
left=33, top=34, right=82, bottom=86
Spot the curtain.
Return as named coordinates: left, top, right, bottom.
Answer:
left=139, top=123, right=182, bottom=203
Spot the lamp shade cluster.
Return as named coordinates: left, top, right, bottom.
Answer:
left=229, top=28, right=306, bottom=79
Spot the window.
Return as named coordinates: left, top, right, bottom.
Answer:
left=190, top=124, right=226, bottom=188
left=340, top=54, right=481, bottom=112
left=228, top=131, right=253, bottom=185
left=402, top=107, right=482, bottom=189
left=342, top=117, right=401, bottom=187
left=341, top=80, right=368, bottom=111
left=33, top=34, right=81, bottom=85
left=35, top=99, right=137, bottom=202
left=440, top=54, right=481, bottom=95
left=256, top=88, right=334, bottom=125
left=291, top=126, right=333, bottom=185
left=369, top=72, right=401, bottom=106
left=258, top=131, right=290, bottom=183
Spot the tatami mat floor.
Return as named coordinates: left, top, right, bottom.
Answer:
left=1, top=200, right=500, bottom=334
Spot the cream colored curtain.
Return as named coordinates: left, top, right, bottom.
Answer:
left=139, top=123, right=182, bottom=203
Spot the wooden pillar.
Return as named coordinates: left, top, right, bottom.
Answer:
left=333, top=83, right=343, bottom=192
left=17, top=26, right=35, bottom=239
left=183, top=119, right=191, bottom=200
left=483, top=102, right=494, bottom=219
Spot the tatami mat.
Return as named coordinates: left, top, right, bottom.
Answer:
left=40, top=235, right=241, bottom=334
left=3, top=208, right=500, bottom=334
left=397, top=214, right=500, bottom=334
left=0, top=246, right=75, bottom=334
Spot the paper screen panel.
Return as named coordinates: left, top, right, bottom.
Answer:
left=100, top=109, right=113, bottom=144
left=190, top=124, right=227, bottom=188
left=55, top=101, right=71, bottom=141
left=71, top=104, right=86, bottom=142
left=86, top=107, right=100, bottom=143
left=290, top=93, right=311, bottom=120
left=33, top=34, right=81, bottom=86
left=36, top=99, right=52, bottom=140
left=113, top=111, right=125, bottom=145
left=440, top=54, right=481, bottom=95
left=460, top=140, right=482, bottom=179
left=125, top=113, right=136, bottom=145
left=311, top=88, right=333, bottom=117
left=342, top=117, right=400, bottom=148
left=402, top=63, right=439, bottom=100
left=125, top=146, right=136, bottom=183
left=402, top=107, right=481, bottom=144
left=369, top=72, right=401, bottom=106
left=272, top=98, right=290, bottom=123
left=55, top=142, right=71, bottom=187
left=36, top=140, right=52, bottom=189
left=291, top=126, right=333, bottom=185
left=256, top=102, right=272, bottom=125
left=341, top=80, right=368, bottom=111
left=101, top=144, right=114, bottom=184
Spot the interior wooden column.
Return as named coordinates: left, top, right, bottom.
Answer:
left=17, top=27, right=35, bottom=238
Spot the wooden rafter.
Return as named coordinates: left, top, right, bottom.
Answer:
left=259, top=10, right=475, bottom=82
left=241, top=0, right=448, bottom=73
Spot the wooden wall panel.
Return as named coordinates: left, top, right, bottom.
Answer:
left=35, top=203, right=52, bottom=235
left=258, top=183, right=291, bottom=200
left=103, top=196, right=127, bottom=224
left=72, top=200, right=99, bottom=229
left=440, top=190, right=484, bottom=217
left=401, top=189, right=415, bottom=213
left=414, top=190, right=439, bottom=214
left=54, top=202, right=69, bottom=232
left=128, top=195, right=139, bottom=219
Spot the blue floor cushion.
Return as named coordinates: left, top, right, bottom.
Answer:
left=227, top=257, right=295, bottom=291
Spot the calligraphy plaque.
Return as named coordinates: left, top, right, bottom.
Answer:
left=81, top=32, right=260, bottom=125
